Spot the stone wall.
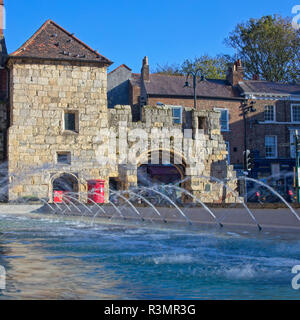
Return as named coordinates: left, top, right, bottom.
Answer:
left=0, top=101, right=7, bottom=161
left=108, top=105, right=239, bottom=203
left=8, top=59, right=109, bottom=201
left=146, top=96, right=244, bottom=166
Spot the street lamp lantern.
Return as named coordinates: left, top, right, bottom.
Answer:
left=184, top=81, right=191, bottom=88
left=183, top=68, right=205, bottom=109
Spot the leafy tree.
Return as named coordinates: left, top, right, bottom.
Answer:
left=225, top=15, right=300, bottom=82
left=181, top=54, right=234, bottom=79
left=153, top=54, right=234, bottom=79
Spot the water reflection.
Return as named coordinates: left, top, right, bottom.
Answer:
left=0, top=224, right=122, bottom=299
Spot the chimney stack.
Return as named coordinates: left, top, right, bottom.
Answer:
left=226, top=59, right=244, bottom=86
left=141, top=56, right=150, bottom=82
left=0, top=1, right=4, bottom=36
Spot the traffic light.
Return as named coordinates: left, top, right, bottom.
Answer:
left=244, top=149, right=255, bottom=171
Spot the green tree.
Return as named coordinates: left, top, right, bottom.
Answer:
left=153, top=54, right=234, bottom=79
left=181, top=54, right=234, bottom=79
left=225, top=15, right=300, bottom=82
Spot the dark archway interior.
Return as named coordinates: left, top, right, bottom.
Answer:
left=137, top=164, right=182, bottom=186
left=137, top=150, right=185, bottom=187
left=137, top=162, right=184, bottom=205
left=52, top=174, right=79, bottom=197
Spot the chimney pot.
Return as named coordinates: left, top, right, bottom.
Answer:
left=141, top=56, right=150, bottom=82
left=226, top=59, right=244, bottom=86
left=0, top=0, right=4, bottom=36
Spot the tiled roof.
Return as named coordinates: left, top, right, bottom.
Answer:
left=9, top=20, right=112, bottom=65
left=239, top=80, right=300, bottom=96
left=143, top=74, right=240, bottom=99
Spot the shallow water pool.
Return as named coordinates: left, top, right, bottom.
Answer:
left=0, top=214, right=300, bottom=299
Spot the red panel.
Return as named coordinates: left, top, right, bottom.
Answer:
left=54, top=191, right=63, bottom=203
left=88, top=180, right=105, bottom=204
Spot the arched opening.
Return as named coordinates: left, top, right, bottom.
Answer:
left=138, top=164, right=184, bottom=186
left=51, top=173, right=79, bottom=202
left=137, top=150, right=186, bottom=204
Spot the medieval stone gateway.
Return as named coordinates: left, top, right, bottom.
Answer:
left=4, top=20, right=239, bottom=204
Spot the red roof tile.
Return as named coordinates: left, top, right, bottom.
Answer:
left=10, top=20, right=112, bottom=65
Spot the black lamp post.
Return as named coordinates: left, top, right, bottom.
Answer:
left=240, top=98, right=256, bottom=166
left=184, top=69, right=206, bottom=109
left=240, top=98, right=256, bottom=203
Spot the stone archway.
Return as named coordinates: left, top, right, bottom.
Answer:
left=49, top=172, right=82, bottom=203
left=137, top=149, right=187, bottom=185
left=136, top=149, right=188, bottom=203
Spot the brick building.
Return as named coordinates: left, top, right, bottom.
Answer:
left=239, top=80, right=300, bottom=190
left=108, top=57, right=300, bottom=190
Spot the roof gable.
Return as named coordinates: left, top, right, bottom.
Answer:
left=9, top=20, right=112, bottom=65
left=108, top=64, right=132, bottom=75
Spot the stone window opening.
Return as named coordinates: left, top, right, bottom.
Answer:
left=57, top=152, right=71, bottom=165
left=64, top=110, right=79, bottom=133
left=198, top=116, right=208, bottom=134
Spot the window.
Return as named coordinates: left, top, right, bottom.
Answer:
left=291, top=105, right=300, bottom=122
left=215, top=108, right=229, bottom=131
left=64, top=111, right=79, bottom=132
left=265, top=136, right=277, bottom=158
left=290, top=129, right=300, bottom=158
left=57, top=152, right=71, bottom=165
left=264, top=105, right=275, bottom=122
left=171, top=106, right=182, bottom=124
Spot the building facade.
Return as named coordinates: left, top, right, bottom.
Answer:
left=108, top=58, right=246, bottom=168
left=108, top=58, right=300, bottom=190
left=6, top=20, right=112, bottom=201
left=239, top=80, right=300, bottom=191
left=0, top=13, right=239, bottom=203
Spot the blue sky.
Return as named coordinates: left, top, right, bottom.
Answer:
left=4, top=0, right=299, bottom=73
